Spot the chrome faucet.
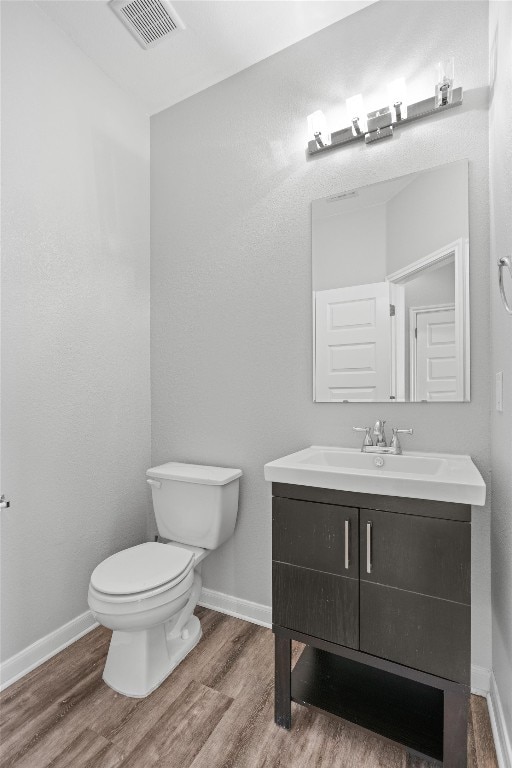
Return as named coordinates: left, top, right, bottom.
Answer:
left=373, top=419, right=387, bottom=447
left=353, top=420, right=413, bottom=455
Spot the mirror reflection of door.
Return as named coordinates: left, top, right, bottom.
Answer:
left=387, top=248, right=459, bottom=401
left=412, top=305, right=462, bottom=401
left=315, top=282, right=392, bottom=402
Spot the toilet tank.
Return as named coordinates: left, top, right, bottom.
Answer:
left=146, top=462, right=242, bottom=550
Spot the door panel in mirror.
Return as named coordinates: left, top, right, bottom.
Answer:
left=312, top=160, right=470, bottom=403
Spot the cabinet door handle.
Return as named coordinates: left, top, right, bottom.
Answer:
left=344, top=519, right=350, bottom=569
left=366, top=521, right=372, bottom=574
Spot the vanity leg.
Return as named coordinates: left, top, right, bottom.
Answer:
left=274, top=635, right=291, bottom=729
left=443, top=687, right=469, bottom=768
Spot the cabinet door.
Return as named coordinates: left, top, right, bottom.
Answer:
left=273, top=497, right=358, bottom=578
left=359, top=509, right=470, bottom=683
left=273, top=563, right=359, bottom=648
left=272, top=497, right=359, bottom=648
left=359, top=508, right=470, bottom=602
left=360, top=581, right=470, bottom=683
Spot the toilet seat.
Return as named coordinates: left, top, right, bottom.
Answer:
left=90, top=542, right=194, bottom=597
left=88, top=568, right=194, bottom=619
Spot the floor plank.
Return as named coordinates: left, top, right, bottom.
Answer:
left=0, top=609, right=499, bottom=768
left=1, top=667, right=105, bottom=768
left=1, top=627, right=111, bottom=716
left=467, top=708, right=479, bottom=768
left=46, top=728, right=123, bottom=768
left=117, top=680, right=232, bottom=767
left=471, top=695, right=499, bottom=768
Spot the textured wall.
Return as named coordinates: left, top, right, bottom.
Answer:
left=489, top=0, right=512, bottom=745
left=151, top=0, right=491, bottom=671
left=1, top=2, right=150, bottom=661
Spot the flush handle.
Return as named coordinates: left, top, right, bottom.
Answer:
left=0, top=495, right=10, bottom=509
left=366, top=521, right=372, bottom=574
left=344, top=519, right=350, bottom=570
left=146, top=479, right=162, bottom=489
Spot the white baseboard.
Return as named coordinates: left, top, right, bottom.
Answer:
left=488, top=671, right=512, bottom=768
left=199, top=587, right=271, bottom=628
left=0, top=610, right=98, bottom=692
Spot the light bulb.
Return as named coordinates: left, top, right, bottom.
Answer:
left=307, top=111, right=331, bottom=148
left=435, top=58, right=455, bottom=107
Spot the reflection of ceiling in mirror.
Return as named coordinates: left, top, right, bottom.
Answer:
left=313, top=174, right=417, bottom=220
left=312, top=159, right=469, bottom=293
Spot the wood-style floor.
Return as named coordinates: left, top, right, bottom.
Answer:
left=0, top=608, right=498, bottom=768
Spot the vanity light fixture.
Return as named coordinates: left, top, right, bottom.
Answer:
left=307, top=110, right=331, bottom=149
left=307, top=63, right=462, bottom=155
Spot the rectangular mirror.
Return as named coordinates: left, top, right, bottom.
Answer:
left=312, top=160, right=469, bottom=403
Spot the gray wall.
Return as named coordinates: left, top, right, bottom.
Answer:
left=313, top=203, right=387, bottom=290
left=489, top=0, right=512, bottom=746
left=386, top=161, right=468, bottom=274
left=151, top=1, right=492, bottom=674
left=1, top=2, right=151, bottom=661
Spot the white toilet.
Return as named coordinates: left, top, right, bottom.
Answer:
left=88, top=461, right=242, bottom=698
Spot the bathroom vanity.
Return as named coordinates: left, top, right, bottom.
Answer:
left=264, top=155, right=483, bottom=767
left=265, top=446, right=486, bottom=768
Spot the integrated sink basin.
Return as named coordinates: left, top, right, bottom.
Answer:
left=296, top=448, right=443, bottom=475
left=264, top=446, right=486, bottom=505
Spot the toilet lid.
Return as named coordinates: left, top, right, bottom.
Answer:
left=90, top=542, right=194, bottom=595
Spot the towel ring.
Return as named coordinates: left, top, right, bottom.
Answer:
left=498, top=256, right=512, bottom=315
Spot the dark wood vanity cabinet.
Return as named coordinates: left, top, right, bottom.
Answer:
left=272, top=483, right=472, bottom=768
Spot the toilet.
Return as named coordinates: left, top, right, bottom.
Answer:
left=88, top=461, right=242, bottom=698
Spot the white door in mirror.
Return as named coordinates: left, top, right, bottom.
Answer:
left=315, top=282, right=391, bottom=402
left=414, top=306, right=462, bottom=401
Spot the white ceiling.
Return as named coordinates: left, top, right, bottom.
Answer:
left=36, top=0, right=377, bottom=115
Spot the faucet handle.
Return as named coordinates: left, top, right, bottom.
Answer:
left=390, top=427, right=413, bottom=454
left=353, top=426, right=373, bottom=447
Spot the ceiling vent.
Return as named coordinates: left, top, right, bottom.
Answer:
left=110, top=0, right=185, bottom=50
left=327, top=190, right=358, bottom=202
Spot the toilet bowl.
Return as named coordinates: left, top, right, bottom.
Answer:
left=88, top=462, right=241, bottom=698
left=88, top=541, right=204, bottom=697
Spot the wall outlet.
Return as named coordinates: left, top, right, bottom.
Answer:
left=496, top=372, right=503, bottom=412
